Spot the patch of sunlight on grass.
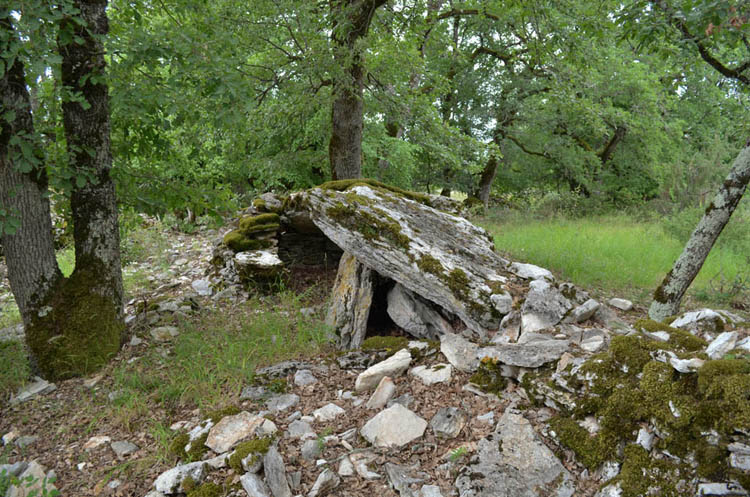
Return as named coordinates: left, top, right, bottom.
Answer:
left=57, top=246, right=75, bottom=277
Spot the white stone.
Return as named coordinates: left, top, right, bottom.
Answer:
left=240, top=473, right=271, bottom=497
left=294, top=369, right=318, bottom=387
left=697, top=482, right=748, bottom=496
left=205, top=411, right=266, bottom=453
left=580, top=335, right=606, bottom=353
left=410, top=364, right=452, bottom=385
left=338, top=456, right=355, bottom=477
left=737, top=337, right=750, bottom=352
left=608, top=298, right=633, bottom=311
left=671, top=309, right=729, bottom=334
left=440, top=332, right=479, bottom=372
left=599, top=461, right=620, bottom=481
left=308, top=468, right=341, bottom=497
left=150, top=326, right=179, bottom=341
left=313, top=403, right=345, bottom=422
left=360, top=404, right=428, bottom=448
left=706, top=331, right=738, bottom=360
left=287, top=420, right=316, bottom=440
left=490, top=292, right=513, bottom=315
left=595, top=482, right=623, bottom=497
left=579, top=416, right=600, bottom=435
left=191, top=279, right=212, bottom=296
left=350, top=451, right=381, bottom=479
left=636, top=428, right=655, bottom=451
left=564, top=299, right=601, bottom=324
left=153, top=462, right=206, bottom=494
left=366, top=376, right=397, bottom=410
left=266, top=393, right=300, bottom=412
left=6, top=460, right=57, bottom=497
left=730, top=453, right=750, bottom=471
left=477, top=412, right=495, bottom=425
left=509, top=262, right=554, bottom=281
left=355, top=349, right=412, bottom=392
left=521, top=279, right=572, bottom=333
left=235, top=250, right=283, bottom=268
left=420, top=485, right=444, bottom=497
left=83, top=435, right=111, bottom=450
left=669, top=356, right=705, bottom=373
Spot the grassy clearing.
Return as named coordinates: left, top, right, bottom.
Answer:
left=479, top=211, right=749, bottom=304
left=108, top=290, right=331, bottom=429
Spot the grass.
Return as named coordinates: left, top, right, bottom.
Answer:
left=0, top=340, right=30, bottom=398
left=479, top=211, right=749, bottom=305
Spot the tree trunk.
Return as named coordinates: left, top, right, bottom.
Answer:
left=476, top=151, right=501, bottom=208
left=649, top=145, right=750, bottom=321
left=0, top=16, right=63, bottom=322
left=328, top=0, right=387, bottom=180
left=15, top=0, right=125, bottom=380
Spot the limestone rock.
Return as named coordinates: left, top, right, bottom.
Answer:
left=455, top=410, right=574, bottom=497
left=410, top=364, right=452, bottom=385
left=608, top=298, right=633, bottom=311
left=385, top=462, right=427, bottom=497
left=706, top=331, right=738, bottom=360
left=521, top=280, right=573, bottom=333
left=153, top=462, right=206, bottom=494
left=509, top=262, right=554, bottom=281
left=191, top=279, right=212, bottom=296
left=312, top=403, right=345, bottom=422
left=6, top=460, right=57, bottom=497
left=430, top=407, right=468, bottom=438
left=355, top=349, right=412, bottom=392
left=150, top=326, right=179, bottom=341
left=387, top=283, right=453, bottom=340
left=234, top=250, right=283, bottom=282
left=366, top=376, right=397, bottom=410
left=111, top=440, right=138, bottom=459
left=564, top=299, right=600, bottom=324
left=266, top=394, right=300, bottom=413
left=440, top=333, right=479, bottom=372
left=205, top=411, right=267, bottom=453
left=264, top=445, right=292, bottom=497
left=670, top=309, right=734, bottom=335
left=287, top=420, right=315, bottom=440
left=361, top=404, right=428, bottom=448
left=294, top=369, right=318, bottom=387
left=241, top=473, right=271, bottom=497
left=83, top=435, right=111, bottom=450
left=11, top=377, right=56, bottom=405
left=350, top=451, right=381, bottom=479
left=308, top=468, right=341, bottom=497
left=477, top=340, right=570, bottom=368
left=325, top=252, right=375, bottom=349
left=301, top=183, right=510, bottom=336
left=490, top=292, right=513, bottom=316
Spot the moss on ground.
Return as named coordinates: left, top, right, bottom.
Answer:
left=205, top=406, right=242, bottom=424
left=362, top=335, right=409, bottom=356
left=469, top=357, right=507, bottom=396
left=186, top=482, right=223, bottom=497
left=545, top=330, right=750, bottom=496
left=227, top=436, right=275, bottom=472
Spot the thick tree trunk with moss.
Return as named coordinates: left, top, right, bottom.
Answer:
left=0, top=16, right=63, bottom=322
left=328, top=0, right=387, bottom=180
left=475, top=151, right=501, bottom=208
left=13, top=0, right=124, bottom=381
left=649, top=145, right=750, bottom=321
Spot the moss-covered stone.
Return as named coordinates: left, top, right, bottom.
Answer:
left=26, top=265, right=123, bottom=381
left=182, top=476, right=197, bottom=492
left=227, top=436, right=275, bottom=473
left=469, top=357, right=507, bottom=396
left=223, top=231, right=273, bottom=252
left=223, top=213, right=281, bottom=253
left=417, top=254, right=444, bottom=276
left=326, top=202, right=410, bottom=251
left=169, top=432, right=190, bottom=460
left=362, top=335, right=409, bottom=356
left=318, top=178, right=434, bottom=207
left=187, top=482, right=222, bottom=497
left=239, top=213, right=280, bottom=231
left=548, top=416, right=616, bottom=469
left=446, top=268, right=470, bottom=299
left=205, top=406, right=242, bottom=424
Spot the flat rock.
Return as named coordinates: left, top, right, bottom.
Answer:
left=287, top=420, right=315, bottom=440
left=477, top=340, right=570, bottom=368
left=509, top=262, right=554, bottom=281
left=366, top=376, right=397, bottom=410
left=387, top=283, right=453, bottom=340
left=361, top=404, right=428, bottom=448
left=83, top=435, right=111, bottom=450
left=706, top=331, right=738, bottom=360
left=355, top=349, right=412, bottom=392
left=608, top=298, right=633, bottom=311
left=671, top=309, right=733, bottom=335
left=234, top=250, right=284, bottom=281
left=385, top=462, right=427, bottom=497
left=313, top=403, right=345, bottom=422
left=440, top=333, right=479, bottom=372
left=697, top=482, right=748, bottom=496
left=111, top=440, right=139, bottom=459
left=266, top=394, right=300, bottom=413
left=294, top=369, right=318, bottom=387
left=490, top=292, right=513, bottom=316
left=241, top=473, right=271, bottom=497
left=191, top=279, right=212, bottom=296
left=11, top=377, right=57, bottom=405
left=410, top=364, right=452, bottom=385
left=205, top=411, right=266, bottom=453
left=521, top=280, right=572, bottom=333
left=150, top=326, right=179, bottom=341
left=455, top=410, right=575, bottom=497
left=264, top=445, right=292, bottom=497
left=564, top=299, right=600, bottom=324
left=153, top=461, right=206, bottom=494
left=670, top=356, right=705, bottom=373
left=430, top=407, right=468, bottom=438
left=308, top=468, right=341, bottom=497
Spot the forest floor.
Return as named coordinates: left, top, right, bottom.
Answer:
left=0, top=211, right=746, bottom=496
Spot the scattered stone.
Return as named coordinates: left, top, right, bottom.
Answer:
left=301, top=439, right=322, bottom=461
left=730, top=453, right=750, bottom=471
left=111, top=440, right=139, bottom=459
left=350, top=451, right=381, bottom=479
left=669, top=356, right=705, bottom=373
left=361, top=404, right=428, bottom=448
left=355, top=349, right=412, bottom=392
left=697, top=482, right=748, bottom=496
left=386, top=283, right=453, bottom=340
left=191, top=279, right=212, bottom=296
left=2, top=431, right=19, bottom=446
left=490, top=292, right=513, bottom=316
left=671, top=309, right=732, bottom=335
left=385, top=462, right=426, bottom=496
left=234, top=250, right=284, bottom=282
left=206, top=411, right=267, bottom=453
left=312, top=403, right=345, bottom=422
left=366, top=376, right=397, bottom=410
left=264, top=445, right=292, bottom=497
left=14, top=436, right=38, bottom=449
left=294, top=369, right=318, bottom=387
left=608, top=298, right=633, bottom=311
left=440, top=333, right=479, bottom=372
left=564, top=299, right=601, bottom=324
left=266, top=394, right=300, bottom=413
left=256, top=360, right=322, bottom=379
left=153, top=461, right=206, bottom=494
left=637, top=428, right=655, bottom=452
left=241, top=473, right=272, bottom=497
left=477, top=412, right=495, bottom=425
left=287, top=420, right=315, bottom=440
left=82, top=374, right=103, bottom=388
left=430, top=407, right=468, bottom=439
left=420, top=485, right=444, bottom=497
left=6, top=460, right=57, bottom=497
left=338, top=456, right=355, bottom=477
left=240, top=385, right=267, bottom=401
left=11, top=377, right=56, bottom=405
left=83, top=435, right=111, bottom=450
left=509, top=262, right=553, bottom=281
left=477, top=340, right=570, bottom=368
left=129, top=335, right=143, bottom=346
left=0, top=462, right=28, bottom=478
left=387, top=393, right=415, bottom=410
left=595, top=482, right=624, bottom=497
left=521, top=280, right=572, bottom=333
left=410, top=364, right=452, bottom=385
left=706, top=331, right=738, bottom=360
left=108, top=479, right=122, bottom=489
left=150, top=326, right=179, bottom=341
left=308, top=468, right=341, bottom=497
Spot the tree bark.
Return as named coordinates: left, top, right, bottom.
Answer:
left=0, top=16, right=63, bottom=321
left=476, top=150, right=501, bottom=208
left=329, top=0, right=387, bottom=180
left=649, top=145, right=750, bottom=321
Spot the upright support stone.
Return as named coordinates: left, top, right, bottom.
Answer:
left=325, top=252, right=375, bottom=349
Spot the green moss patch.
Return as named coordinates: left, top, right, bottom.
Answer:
left=223, top=213, right=280, bottom=253
left=187, top=482, right=223, bottom=497
left=26, top=267, right=123, bottom=381
left=362, top=335, right=409, bottom=356
left=326, top=201, right=410, bottom=251
left=469, top=357, right=507, bottom=396
left=228, top=436, right=275, bottom=472
left=318, top=178, right=434, bottom=207
left=205, top=405, right=242, bottom=424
